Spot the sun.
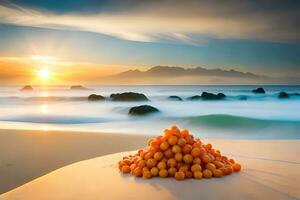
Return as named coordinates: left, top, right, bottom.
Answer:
left=38, top=69, right=50, bottom=80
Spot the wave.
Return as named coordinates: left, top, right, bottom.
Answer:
left=175, top=114, right=300, bottom=139
left=180, top=114, right=300, bottom=127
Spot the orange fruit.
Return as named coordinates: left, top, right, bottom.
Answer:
left=206, top=143, right=212, bottom=150
left=157, top=161, right=167, bottom=170
left=150, top=167, right=159, bottom=177
left=133, top=167, right=143, bottom=177
left=177, top=138, right=186, bottom=147
left=143, top=170, right=152, bottom=179
left=167, top=158, right=177, bottom=168
left=220, top=167, right=227, bottom=175
left=206, top=163, right=216, bottom=172
left=175, top=153, right=183, bottom=162
left=213, top=169, right=223, bottom=177
left=181, top=129, right=189, bottom=137
left=183, top=154, right=193, bottom=164
left=164, top=129, right=172, bottom=137
left=168, top=135, right=178, bottom=146
left=185, top=135, right=194, bottom=145
left=160, top=142, right=169, bottom=151
left=147, top=138, right=154, bottom=146
left=144, top=152, right=154, bottom=160
left=213, top=161, right=224, bottom=169
left=175, top=171, right=185, bottom=180
left=146, top=158, right=157, bottom=168
left=182, top=144, right=193, bottom=154
left=161, top=157, right=168, bottom=163
left=130, top=163, right=137, bottom=171
left=193, top=157, right=201, bottom=164
left=159, top=169, right=168, bottom=178
left=172, top=145, right=181, bottom=154
left=153, top=151, right=164, bottom=161
left=168, top=167, right=177, bottom=177
left=150, top=140, right=160, bottom=149
left=192, top=142, right=201, bottom=148
left=142, top=167, right=149, bottom=172
left=121, top=165, right=131, bottom=173
left=185, top=171, right=193, bottom=178
left=137, top=160, right=146, bottom=168
left=193, top=171, right=203, bottom=179
left=164, top=149, right=174, bottom=158
left=171, top=125, right=179, bottom=132
left=178, top=164, right=189, bottom=173
left=203, top=169, right=213, bottom=179
left=201, top=154, right=211, bottom=164
left=233, top=163, right=241, bottom=172
left=191, top=164, right=202, bottom=172
left=171, top=127, right=181, bottom=137
left=191, top=147, right=201, bottom=157
left=208, top=153, right=215, bottom=162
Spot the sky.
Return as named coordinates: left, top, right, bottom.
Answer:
left=0, top=0, right=299, bottom=85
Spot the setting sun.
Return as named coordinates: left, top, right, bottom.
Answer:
left=38, top=69, right=50, bottom=80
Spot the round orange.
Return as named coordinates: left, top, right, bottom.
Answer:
left=175, top=171, right=185, bottom=180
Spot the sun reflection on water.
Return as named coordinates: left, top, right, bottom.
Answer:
left=41, top=105, right=48, bottom=114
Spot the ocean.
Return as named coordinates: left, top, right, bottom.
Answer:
left=0, top=85, right=299, bottom=139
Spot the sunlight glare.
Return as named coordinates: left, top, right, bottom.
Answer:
left=38, top=69, right=50, bottom=80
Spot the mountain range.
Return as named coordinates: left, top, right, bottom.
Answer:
left=114, top=66, right=266, bottom=79
left=101, top=66, right=272, bottom=84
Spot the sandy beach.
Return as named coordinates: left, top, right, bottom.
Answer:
left=0, top=129, right=148, bottom=194
left=0, top=130, right=299, bottom=200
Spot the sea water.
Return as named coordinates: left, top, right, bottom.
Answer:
left=0, top=85, right=299, bottom=139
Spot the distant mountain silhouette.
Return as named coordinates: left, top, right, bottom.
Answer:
left=113, top=66, right=266, bottom=79
left=102, top=66, right=273, bottom=84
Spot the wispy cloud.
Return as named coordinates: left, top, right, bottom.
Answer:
left=0, top=0, right=299, bottom=44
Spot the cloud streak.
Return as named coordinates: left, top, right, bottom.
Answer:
left=0, top=0, right=299, bottom=44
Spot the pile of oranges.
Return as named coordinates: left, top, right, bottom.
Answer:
left=118, top=126, right=241, bottom=180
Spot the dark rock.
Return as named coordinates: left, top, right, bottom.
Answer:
left=20, top=85, right=33, bottom=91
left=70, top=85, right=89, bottom=90
left=252, top=87, right=265, bottom=94
left=217, top=93, right=226, bottom=99
left=201, top=92, right=226, bottom=100
left=278, top=91, right=289, bottom=99
left=291, top=93, right=300, bottom=96
left=110, top=92, right=149, bottom=101
left=168, top=96, right=183, bottom=101
left=129, top=105, right=159, bottom=116
left=187, top=95, right=202, bottom=100
left=88, top=94, right=105, bottom=101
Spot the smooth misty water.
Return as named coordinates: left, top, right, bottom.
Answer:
left=0, top=85, right=299, bottom=139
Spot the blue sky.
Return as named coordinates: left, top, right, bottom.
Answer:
left=0, top=0, right=299, bottom=80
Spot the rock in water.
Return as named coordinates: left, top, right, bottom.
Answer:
left=168, top=96, right=183, bottom=101
left=88, top=94, right=105, bottom=101
left=20, top=85, right=33, bottom=91
left=187, top=95, right=202, bottom=100
left=201, top=92, right=226, bottom=100
left=110, top=92, right=149, bottom=101
left=291, top=93, right=300, bottom=96
left=70, top=85, right=89, bottom=90
left=278, top=91, right=289, bottom=99
left=252, top=87, right=265, bottom=94
left=129, top=105, right=159, bottom=115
